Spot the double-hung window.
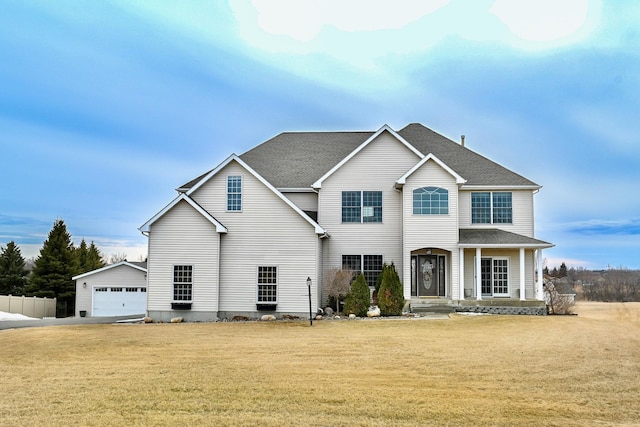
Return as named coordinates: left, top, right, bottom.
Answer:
left=257, top=266, right=278, bottom=303
left=342, top=191, right=382, bottom=223
left=471, top=192, right=512, bottom=224
left=173, top=265, right=193, bottom=302
left=227, top=176, right=242, bottom=211
left=342, top=254, right=383, bottom=287
left=413, top=187, right=449, bottom=215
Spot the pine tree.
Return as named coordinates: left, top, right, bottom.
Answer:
left=87, top=241, right=105, bottom=270
left=73, top=239, right=105, bottom=275
left=559, top=262, right=568, bottom=278
left=26, top=219, right=76, bottom=317
left=343, top=273, right=370, bottom=317
left=0, top=241, right=28, bottom=295
left=377, top=263, right=404, bottom=316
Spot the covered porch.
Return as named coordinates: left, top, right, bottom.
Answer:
left=457, top=228, right=554, bottom=302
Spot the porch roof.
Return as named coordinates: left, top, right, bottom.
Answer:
left=458, top=228, right=553, bottom=248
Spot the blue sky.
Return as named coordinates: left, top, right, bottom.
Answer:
left=1, top=0, right=639, bottom=270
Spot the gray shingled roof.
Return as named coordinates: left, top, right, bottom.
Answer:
left=459, top=229, right=553, bottom=247
left=180, top=123, right=538, bottom=190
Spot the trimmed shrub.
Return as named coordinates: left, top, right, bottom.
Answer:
left=377, top=263, right=404, bottom=316
left=343, top=273, right=370, bottom=317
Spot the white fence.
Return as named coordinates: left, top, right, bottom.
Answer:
left=0, top=295, right=57, bottom=319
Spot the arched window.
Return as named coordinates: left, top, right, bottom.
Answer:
left=413, top=187, right=448, bottom=215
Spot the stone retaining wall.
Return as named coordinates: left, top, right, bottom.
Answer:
left=454, top=305, right=547, bottom=316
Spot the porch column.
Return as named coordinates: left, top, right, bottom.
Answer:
left=459, top=247, right=465, bottom=300
left=519, top=247, right=526, bottom=300
left=536, top=249, right=544, bottom=300
left=475, top=247, right=482, bottom=300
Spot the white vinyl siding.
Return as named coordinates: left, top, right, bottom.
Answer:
left=281, top=191, right=318, bottom=212
left=402, top=159, right=460, bottom=299
left=459, top=189, right=535, bottom=237
left=318, top=131, right=419, bottom=286
left=146, top=200, right=220, bottom=314
left=190, top=161, right=320, bottom=313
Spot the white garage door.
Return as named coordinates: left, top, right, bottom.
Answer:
left=93, top=286, right=147, bottom=316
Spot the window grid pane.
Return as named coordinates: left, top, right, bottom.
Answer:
left=363, top=255, right=383, bottom=288
left=493, top=259, right=509, bottom=294
left=173, top=265, right=193, bottom=301
left=413, top=187, right=449, bottom=215
left=257, top=266, right=277, bottom=303
left=362, top=191, right=382, bottom=223
left=481, top=258, right=492, bottom=295
left=341, top=191, right=361, bottom=222
left=471, top=192, right=491, bottom=224
left=227, top=176, right=242, bottom=211
left=492, top=192, right=512, bottom=224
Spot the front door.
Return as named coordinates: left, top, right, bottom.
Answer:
left=413, top=255, right=446, bottom=297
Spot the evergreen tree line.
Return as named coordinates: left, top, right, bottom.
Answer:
left=0, top=219, right=106, bottom=317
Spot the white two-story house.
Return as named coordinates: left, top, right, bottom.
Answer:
left=140, top=123, right=553, bottom=321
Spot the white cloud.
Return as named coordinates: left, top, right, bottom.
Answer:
left=250, top=0, right=450, bottom=41
left=490, top=0, right=593, bottom=44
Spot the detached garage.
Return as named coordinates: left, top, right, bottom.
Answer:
left=73, top=261, right=147, bottom=317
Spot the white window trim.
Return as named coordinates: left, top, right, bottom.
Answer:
left=474, top=256, right=510, bottom=297
left=256, top=265, right=279, bottom=304
left=172, top=264, right=193, bottom=303
left=471, top=191, right=513, bottom=225
left=226, top=175, right=243, bottom=212
left=342, top=190, right=383, bottom=223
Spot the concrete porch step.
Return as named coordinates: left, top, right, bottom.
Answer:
left=408, top=299, right=455, bottom=314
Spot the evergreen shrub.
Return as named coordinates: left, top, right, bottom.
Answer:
left=377, top=263, right=404, bottom=316
left=343, top=273, right=370, bottom=317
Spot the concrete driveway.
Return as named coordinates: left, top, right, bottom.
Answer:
left=0, top=314, right=145, bottom=330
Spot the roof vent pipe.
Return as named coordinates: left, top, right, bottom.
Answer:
left=461, top=135, right=465, bottom=147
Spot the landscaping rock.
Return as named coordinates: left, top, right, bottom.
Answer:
left=349, top=313, right=356, bottom=319
left=143, top=317, right=153, bottom=323
left=367, top=306, right=381, bottom=317
left=232, top=315, right=250, bottom=322
left=170, top=317, right=183, bottom=323
left=260, top=314, right=276, bottom=321
left=324, top=307, right=334, bottom=316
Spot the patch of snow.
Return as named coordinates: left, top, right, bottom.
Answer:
left=0, top=311, right=38, bottom=321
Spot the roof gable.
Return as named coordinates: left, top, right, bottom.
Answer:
left=72, top=261, right=147, bottom=281
left=312, top=125, right=423, bottom=189
left=396, top=153, right=467, bottom=187
left=139, top=193, right=228, bottom=234
left=187, top=154, right=326, bottom=235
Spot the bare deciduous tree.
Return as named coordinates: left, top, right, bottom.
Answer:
left=544, top=278, right=575, bottom=315
left=325, top=268, right=353, bottom=313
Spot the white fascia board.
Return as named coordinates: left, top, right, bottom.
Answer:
left=188, top=154, right=326, bottom=235
left=457, top=243, right=555, bottom=249
left=312, top=124, right=424, bottom=189
left=72, top=261, right=147, bottom=281
left=396, top=153, right=466, bottom=187
left=460, top=184, right=542, bottom=191
left=138, top=193, right=228, bottom=234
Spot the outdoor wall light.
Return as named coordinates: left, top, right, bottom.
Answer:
left=83, top=282, right=87, bottom=288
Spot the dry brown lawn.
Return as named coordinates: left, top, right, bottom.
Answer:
left=1, top=302, right=639, bottom=427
